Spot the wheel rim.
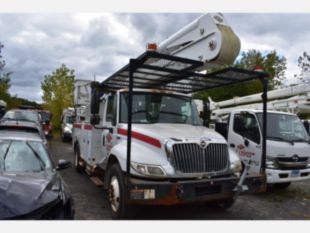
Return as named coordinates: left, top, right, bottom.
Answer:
left=109, top=176, right=120, bottom=212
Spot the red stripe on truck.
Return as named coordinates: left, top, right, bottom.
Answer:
left=84, top=124, right=92, bottom=130
left=73, top=123, right=81, bottom=129
left=117, top=128, right=161, bottom=148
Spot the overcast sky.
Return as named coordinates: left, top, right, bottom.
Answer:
left=0, top=13, right=310, bottom=102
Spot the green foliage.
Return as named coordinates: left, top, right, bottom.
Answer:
left=194, top=49, right=287, bottom=102
left=296, top=52, right=310, bottom=83
left=41, top=64, right=75, bottom=130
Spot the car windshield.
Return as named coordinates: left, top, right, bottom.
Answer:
left=2, top=110, right=39, bottom=123
left=39, top=111, right=51, bottom=122
left=120, top=92, right=202, bottom=125
left=0, top=140, right=52, bottom=173
left=66, top=116, right=75, bottom=124
left=257, top=113, right=309, bottom=142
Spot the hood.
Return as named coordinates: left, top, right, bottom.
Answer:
left=65, top=123, right=73, bottom=130
left=130, top=123, right=225, bottom=142
left=0, top=171, right=61, bottom=219
left=267, top=140, right=310, bottom=158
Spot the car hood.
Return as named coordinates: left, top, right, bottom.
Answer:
left=129, top=123, right=226, bottom=141
left=0, top=171, right=61, bottom=219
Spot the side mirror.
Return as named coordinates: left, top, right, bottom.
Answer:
left=90, top=114, right=100, bottom=125
left=57, top=159, right=71, bottom=170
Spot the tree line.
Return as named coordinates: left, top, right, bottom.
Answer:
left=1, top=40, right=310, bottom=131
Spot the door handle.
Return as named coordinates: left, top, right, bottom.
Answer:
left=230, top=143, right=235, bottom=148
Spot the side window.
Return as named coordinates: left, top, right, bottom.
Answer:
left=233, top=113, right=261, bottom=144
left=106, top=95, right=115, bottom=122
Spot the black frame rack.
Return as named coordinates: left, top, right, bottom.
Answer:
left=99, top=51, right=268, bottom=182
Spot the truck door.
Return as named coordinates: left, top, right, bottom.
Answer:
left=227, top=112, right=262, bottom=174
left=101, top=94, right=117, bottom=159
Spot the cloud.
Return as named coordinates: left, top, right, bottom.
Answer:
left=1, top=13, right=310, bottom=102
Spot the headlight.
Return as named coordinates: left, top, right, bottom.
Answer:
left=131, top=162, right=166, bottom=177
left=266, top=156, right=277, bottom=169
left=64, top=126, right=71, bottom=133
left=230, top=160, right=242, bottom=173
left=229, top=149, right=242, bottom=173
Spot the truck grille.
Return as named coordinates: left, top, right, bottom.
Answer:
left=171, top=143, right=229, bottom=174
left=276, top=157, right=308, bottom=170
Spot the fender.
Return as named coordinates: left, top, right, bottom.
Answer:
left=108, top=139, right=169, bottom=173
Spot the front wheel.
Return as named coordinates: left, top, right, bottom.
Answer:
left=107, top=164, right=135, bottom=219
left=210, top=198, right=236, bottom=210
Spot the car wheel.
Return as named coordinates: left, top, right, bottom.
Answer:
left=107, top=163, right=135, bottom=219
left=211, top=197, right=236, bottom=210
left=61, top=132, right=66, bottom=142
left=74, top=146, right=83, bottom=173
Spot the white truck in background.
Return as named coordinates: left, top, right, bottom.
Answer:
left=61, top=107, right=75, bottom=141
left=198, top=83, right=310, bottom=189
left=71, top=13, right=268, bottom=219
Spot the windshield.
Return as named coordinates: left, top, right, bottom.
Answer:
left=2, top=110, right=40, bottom=123
left=257, top=113, right=309, bottom=142
left=0, top=140, right=52, bottom=173
left=66, top=116, right=75, bottom=124
left=39, top=111, right=51, bottom=122
left=120, top=92, right=202, bottom=125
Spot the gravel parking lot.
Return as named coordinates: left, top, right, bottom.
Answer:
left=50, top=136, right=310, bottom=220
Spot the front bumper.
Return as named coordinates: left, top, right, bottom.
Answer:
left=126, top=174, right=266, bottom=206
left=266, top=168, right=310, bottom=183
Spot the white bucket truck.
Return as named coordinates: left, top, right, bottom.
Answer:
left=205, top=83, right=310, bottom=189
left=72, top=13, right=268, bottom=219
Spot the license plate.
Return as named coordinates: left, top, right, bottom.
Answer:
left=291, top=170, right=300, bottom=177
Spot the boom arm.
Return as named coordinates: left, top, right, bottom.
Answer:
left=157, top=13, right=240, bottom=69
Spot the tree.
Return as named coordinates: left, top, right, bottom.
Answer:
left=0, top=42, right=12, bottom=102
left=41, top=64, right=75, bottom=130
left=296, top=51, right=310, bottom=83
left=194, top=49, right=287, bottom=102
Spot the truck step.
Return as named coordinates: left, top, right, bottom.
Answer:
left=90, top=176, right=104, bottom=187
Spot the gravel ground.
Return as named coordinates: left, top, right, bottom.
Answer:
left=49, top=136, right=310, bottom=220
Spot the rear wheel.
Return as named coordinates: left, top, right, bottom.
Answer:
left=107, top=164, right=135, bottom=219
left=74, top=146, right=83, bottom=173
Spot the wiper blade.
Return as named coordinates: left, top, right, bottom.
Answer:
left=267, top=136, right=294, bottom=145
left=26, top=142, right=46, bottom=170
left=3, top=141, right=12, bottom=171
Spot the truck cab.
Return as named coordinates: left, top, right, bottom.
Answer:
left=221, top=109, right=310, bottom=188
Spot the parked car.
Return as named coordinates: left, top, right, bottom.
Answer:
left=0, top=128, right=74, bottom=219
left=37, top=110, right=53, bottom=139
left=0, top=109, right=48, bottom=146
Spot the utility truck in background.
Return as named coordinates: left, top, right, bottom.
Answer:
left=202, top=83, right=310, bottom=189
left=61, top=107, right=75, bottom=141
left=72, top=13, right=268, bottom=219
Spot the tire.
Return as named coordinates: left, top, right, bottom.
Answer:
left=274, top=182, right=291, bottom=189
left=107, top=163, right=135, bottom=219
left=61, top=132, right=66, bottom=142
left=210, top=197, right=236, bottom=210
left=74, top=146, right=83, bottom=173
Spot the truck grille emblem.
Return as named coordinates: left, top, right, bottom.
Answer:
left=292, top=155, right=299, bottom=162
left=200, top=137, right=210, bottom=149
